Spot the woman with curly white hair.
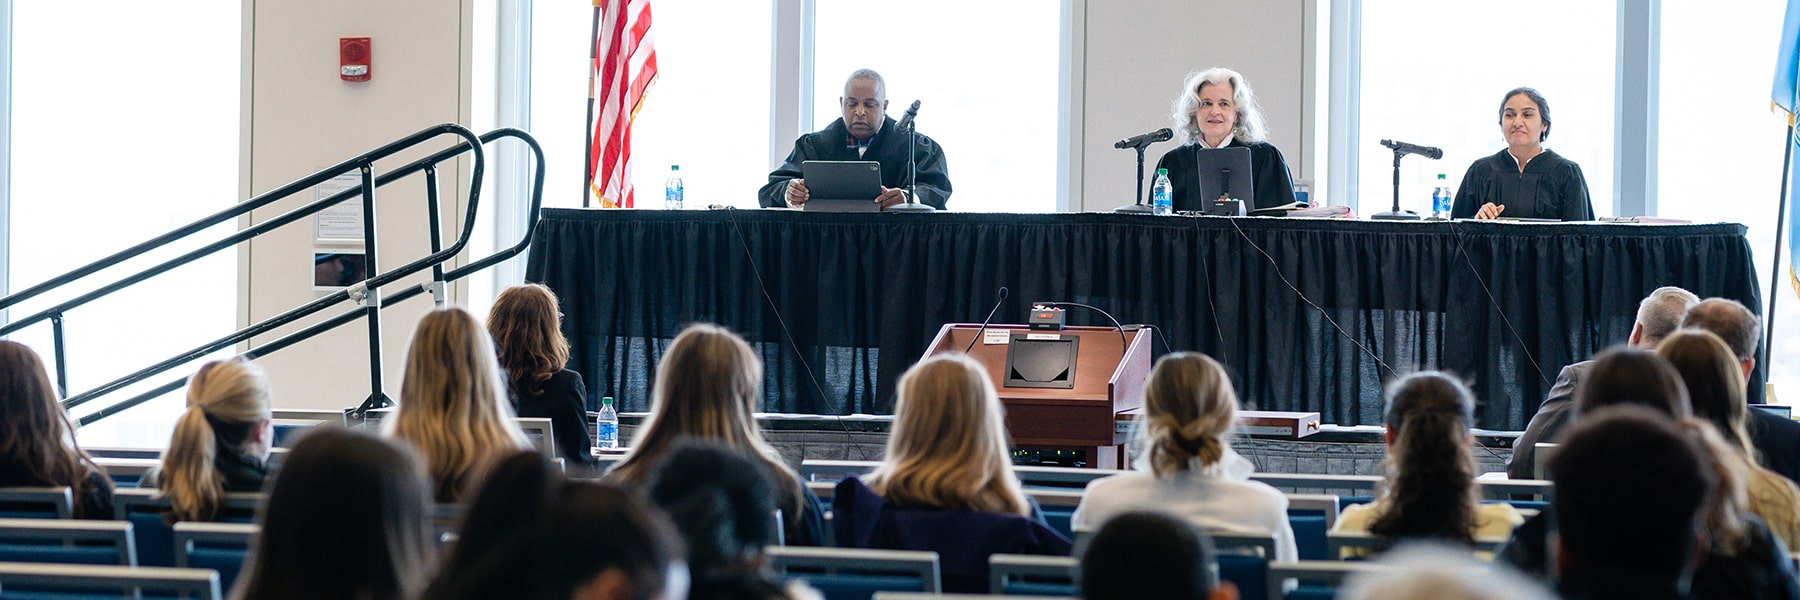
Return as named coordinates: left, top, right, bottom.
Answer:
left=1151, top=67, right=1296, bottom=212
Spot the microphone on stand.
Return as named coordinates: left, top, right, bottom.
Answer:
left=889, top=100, right=936, bottom=213
left=1379, top=139, right=1444, bottom=160
left=895, top=100, right=921, bottom=133
left=1114, top=127, right=1174, bottom=150
left=965, top=287, right=1011, bottom=353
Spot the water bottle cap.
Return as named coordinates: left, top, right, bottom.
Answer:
left=1156, top=168, right=1168, bottom=175
left=671, top=165, right=680, bottom=172
left=1437, top=173, right=1446, bottom=180
left=602, top=396, right=614, bottom=405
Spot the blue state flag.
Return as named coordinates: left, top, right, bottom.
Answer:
left=1780, top=0, right=1800, bottom=297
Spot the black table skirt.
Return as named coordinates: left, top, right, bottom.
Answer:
left=525, top=209, right=1761, bottom=431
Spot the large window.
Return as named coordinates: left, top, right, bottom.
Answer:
left=7, top=4, right=241, bottom=446
left=1358, top=1, right=1617, bottom=216
left=812, top=1, right=1062, bottom=213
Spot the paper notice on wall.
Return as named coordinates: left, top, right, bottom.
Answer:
left=314, top=173, right=366, bottom=242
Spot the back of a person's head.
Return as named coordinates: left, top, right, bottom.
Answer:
left=1573, top=347, right=1691, bottom=419
left=1140, top=352, right=1239, bottom=477
left=1635, top=286, right=1700, bottom=346
left=647, top=442, right=788, bottom=599
left=428, top=452, right=684, bottom=600
left=234, top=428, right=434, bottom=600
left=1657, top=329, right=1752, bottom=454
left=1680, top=297, right=1760, bottom=361
left=1369, top=371, right=1477, bottom=544
left=611, top=322, right=772, bottom=486
left=393, top=307, right=528, bottom=502
left=163, top=358, right=272, bottom=522
left=0, top=341, right=108, bottom=517
left=487, top=283, right=570, bottom=397
left=1080, top=511, right=1233, bottom=600
left=1550, top=406, right=1715, bottom=578
left=871, top=352, right=1028, bottom=515
left=1337, top=541, right=1554, bottom=600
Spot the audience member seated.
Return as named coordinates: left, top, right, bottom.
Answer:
left=145, top=358, right=273, bottom=522
left=1331, top=372, right=1522, bottom=556
left=0, top=340, right=113, bottom=518
left=1673, top=418, right=1800, bottom=599
left=834, top=353, right=1072, bottom=593
left=1681, top=297, right=1800, bottom=485
left=1079, top=511, right=1238, bottom=600
left=1659, top=329, right=1800, bottom=550
left=233, top=428, right=435, bottom=600
left=605, top=323, right=824, bottom=547
left=1337, top=541, right=1554, bottom=600
left=1507, top=286, right=1696, bottom=479
left=488, top=283, right=596, bottom=469
left=387, top=308, right=531, bottom=503
left=1570, top=346, right=1692, bottom=418
left=1548, top=407, right=1716, bottom=599
left=647, top=442, right=822, bottom=600
left=1070, top=352, right=1295, bottom=562
left=424, top=452, right=688, bottom=600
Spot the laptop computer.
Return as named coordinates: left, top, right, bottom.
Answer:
left=1193, top=146, right=1255, bottom=213
left=800, top=160, right=883, bottom=212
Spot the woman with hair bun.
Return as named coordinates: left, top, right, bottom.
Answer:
left=1331, top=371, right=1522, bottom=553
left=147, top=358, right=274, bottom=522
left=1072, top=352, right=1295, bottom=562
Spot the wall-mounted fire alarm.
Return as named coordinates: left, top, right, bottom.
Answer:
left=340, top=37, right=371, bottom=82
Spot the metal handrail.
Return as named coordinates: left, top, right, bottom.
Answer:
left=0, top=125, right=545, bottom=424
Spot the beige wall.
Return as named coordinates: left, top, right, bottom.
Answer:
left=1075, top=0, right=1320, bottom=211
left=241, top=0, right=472, bottom=410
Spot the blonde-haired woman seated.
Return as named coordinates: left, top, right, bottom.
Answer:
left=1071, top=352, right=1296, bottom=562
left=145, top=358, right=273, bottom=522
left=604, top=322, right=825, bottom=546
left=835, top=353, right=1071, bottom=593
left=387, top=307, right=530, bottom=503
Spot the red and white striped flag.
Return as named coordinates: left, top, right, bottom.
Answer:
left=589, top=0, right=657, bottom=208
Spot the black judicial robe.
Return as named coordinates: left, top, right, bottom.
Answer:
left=1152, top=139, right=1297, bottom=212
left=1450, top=148, right=1594, bottom=221
left=758, top=117, right=952, bottom=209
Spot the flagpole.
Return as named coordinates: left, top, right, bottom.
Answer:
left=583, top=4, right=602, bottom=208
left=1768, top=123, right=1794, bottom=364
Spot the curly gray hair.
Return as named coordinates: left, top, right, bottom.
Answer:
left=1171, top=67, right=1268, bottom=145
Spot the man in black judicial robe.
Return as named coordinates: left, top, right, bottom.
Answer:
left=1153, top=141, right=1296, bottom=212
left=758, top=69, right=951, bottom=210
left=1449, top=148, right=1594, bottom=221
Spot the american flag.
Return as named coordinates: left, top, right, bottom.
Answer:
left=589, top=0, right=657, bottom=208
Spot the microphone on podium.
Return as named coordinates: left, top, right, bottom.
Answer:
left=965, top=287, right=1010, bottom=353
left=1379, top=139, right=1443, bottom=160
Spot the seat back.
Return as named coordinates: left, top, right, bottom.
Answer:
left=875, top=594, right=1067, bottom=600
left=0, top=560, right=221, bottom=600
left=1326, top=532, right=1507, bottom=560
left=0, top=517, right=136, bottom=566
left=1266, top=560, right=1394, bottom=600
left=516, top=417, right=556, bottom=457
left=92, top=457, right=160, bottom=489
left=113, top=488, right=262, bottom=567
left=0, top=486, right=74, bottom=519
left=174, top=521, right=257, bottom=592
left=1284, top=493, right=1338, bottom=561
left=770, top=546, right=941, bottom=600
left=987, top=554, right=1075, bottom=596
left=1209, top=529, right=1277, bottom=600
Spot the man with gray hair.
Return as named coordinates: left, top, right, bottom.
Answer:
left=757, top=69, right=952, bottom=210
left=1505, top=286, right=1699, bottom=479
left=1680, top=297, right=1800, bottom=484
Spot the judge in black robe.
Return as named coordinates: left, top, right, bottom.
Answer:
left=1450, top=87, right=1594, bottom=221
left=758, top=70, right=951, bottom=210
left=1153, top=139, right=1296, bottom=211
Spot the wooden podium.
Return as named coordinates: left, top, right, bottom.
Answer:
left=923, top=324, right=1154, bottom=469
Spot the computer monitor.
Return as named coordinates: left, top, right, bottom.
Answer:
left=1192, top=146, right=1255, bottom=212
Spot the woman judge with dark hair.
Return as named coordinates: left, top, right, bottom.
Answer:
left=1450, top=87, right=1594, bottom=221
left=488, top=283, right=594, bottom=467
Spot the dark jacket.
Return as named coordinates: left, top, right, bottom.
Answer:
left=1750, top=409, right=1800, bottom=487
left=1151, top=138, right=1296, bottom=212
left=0, top=462, right=114, bottom=520
left=1507, top=360, right=1590, bottom=480
left=758, top=117, right=952, bottom=209
left=510, top=369, right=596, bottom=467
left=833, top=477, right=1070, bottom=594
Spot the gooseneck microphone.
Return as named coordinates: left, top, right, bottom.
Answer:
left=895, top=100, right=922, bottom=133
left=1379, top=139, right=1444, bottom=160
left=964, top=287, right=1011, bottom=353
left=1114, top=127, right=1174, bottom=150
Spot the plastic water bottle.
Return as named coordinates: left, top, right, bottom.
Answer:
left=1151, top=168, right=1173, bottom=216
left=595, top=396, right=618, bottom=450
left=664, top=165, right=684, bottom=210
left=1431, top=173, right=1452, bottom=219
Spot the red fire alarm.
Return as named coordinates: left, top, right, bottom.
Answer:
left=340, top=37, right=371, bottom=82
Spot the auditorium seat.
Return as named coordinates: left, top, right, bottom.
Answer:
left=986, top=554, right=1075, bottom=596
left=1283, top=493, right=1339, bottom=561
left=1266, top=560, right=1393, bottom=600
left=173, top=522, right=255, bottom=592
left=112, top=489, right=260, bottom=568
left=0, top=487, right=74, bottom=519
left=1210, top=529, right=1278, bottom=600
left=0, top=518, right=136, bottom=566
left=1326, top=531, right=1507, bottom=560
left=0, top=561, right=221, bottom=600
left=769, top=546, right=941, bottom=600
left=874, top=594, right=1066, bottom=600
